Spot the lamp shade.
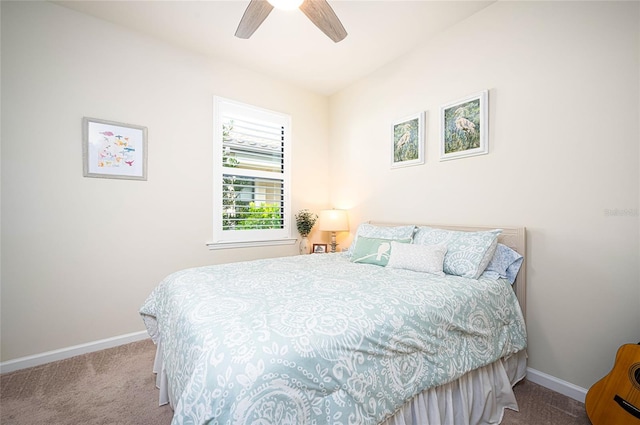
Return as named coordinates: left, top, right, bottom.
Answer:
left=318, top=209, right=349, bottom=232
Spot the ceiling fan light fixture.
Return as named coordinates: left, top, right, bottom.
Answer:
left=236, top=0, right=347, bottom=43
left=267, top=0, right=304, bottom=10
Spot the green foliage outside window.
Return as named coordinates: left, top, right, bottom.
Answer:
left=234, top=202, right=282, bottom=230
left=222, top=121, right=282, bottom=230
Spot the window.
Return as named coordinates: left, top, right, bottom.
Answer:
left=210, top=97, right=293, bottom=249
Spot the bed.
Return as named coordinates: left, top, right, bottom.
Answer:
left=140, top=223, right=527, bottom=425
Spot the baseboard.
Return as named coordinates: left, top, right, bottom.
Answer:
left=526, top=367, right=588, bottom=403
left=0, top=330, right=149, bottom=374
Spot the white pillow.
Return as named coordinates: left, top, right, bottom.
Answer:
left=386, top=241, right=447, bottom=276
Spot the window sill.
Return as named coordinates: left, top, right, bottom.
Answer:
left=206, top=238, right=297, bottom=250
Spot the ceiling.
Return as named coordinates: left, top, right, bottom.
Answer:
left=54, top=0, right=495, bottom=95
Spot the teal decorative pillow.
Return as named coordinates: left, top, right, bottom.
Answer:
left=351, top=236, right=411, bottom=266
left=413, top=227, right=502, bottom=279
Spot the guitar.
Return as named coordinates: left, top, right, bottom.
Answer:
left=586, top=343, right=640, bottom=425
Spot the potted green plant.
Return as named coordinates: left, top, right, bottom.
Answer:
left=295, top=209, right=317, bottom=254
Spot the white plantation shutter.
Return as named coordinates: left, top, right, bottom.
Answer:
left=211, top=97, right=293, bottom=247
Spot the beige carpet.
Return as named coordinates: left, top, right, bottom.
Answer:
left=1, top=339, right=590, bottom=425
left=0, top=340, right=173, bottom=424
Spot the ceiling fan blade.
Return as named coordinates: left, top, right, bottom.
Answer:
left=299, top=0, right=347, bottom=43
left=235, top=0, right=274, bottom=39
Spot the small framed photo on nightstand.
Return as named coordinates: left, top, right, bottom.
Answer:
left=312, top=244, right=327, bottom=254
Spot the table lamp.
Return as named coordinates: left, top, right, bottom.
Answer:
left=318, top=209, right=349, bottom=253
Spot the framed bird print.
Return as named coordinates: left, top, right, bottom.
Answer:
left=440, top=90, right=488, bottom=161
left=82, top=117, right=148, bottom=180
left=391, top=111, right=425, bottom=168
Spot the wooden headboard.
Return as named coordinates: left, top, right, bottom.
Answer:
left=369, top=222, right=527, bottom=321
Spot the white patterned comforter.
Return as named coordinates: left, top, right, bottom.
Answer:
left=140, top=253, right=526, bottom=425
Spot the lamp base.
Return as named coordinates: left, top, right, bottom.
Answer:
left=329, top=232, right=338, bottom=253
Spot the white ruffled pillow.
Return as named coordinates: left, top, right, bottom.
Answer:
left=386, top=241, right=447, bottom=276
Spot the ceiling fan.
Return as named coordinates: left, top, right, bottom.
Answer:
left=235, top=0, right=348, bottom=43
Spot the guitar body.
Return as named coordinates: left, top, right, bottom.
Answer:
left=586, top=343, right=640, bottom=425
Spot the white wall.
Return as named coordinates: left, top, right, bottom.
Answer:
left=0, top=1, right=330, bottom=361
left=329, top=1, right=639, bottom=390
left=2, top=0, right=639, bottom=396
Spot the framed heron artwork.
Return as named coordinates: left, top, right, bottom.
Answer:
left=391, top=111, right=425, bottom=168
left=440, top=90, right=488, bottom=161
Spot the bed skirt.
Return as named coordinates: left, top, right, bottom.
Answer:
left=380, top=350, right=527, bottom=425
left=153, top=342, right=527, bottom=425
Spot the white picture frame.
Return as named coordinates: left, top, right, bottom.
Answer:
left=391, top=112, right=425, bottom=168
left=82, top=117, right=148, bottom=180
left=440, top=90, right=488, bottom=161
